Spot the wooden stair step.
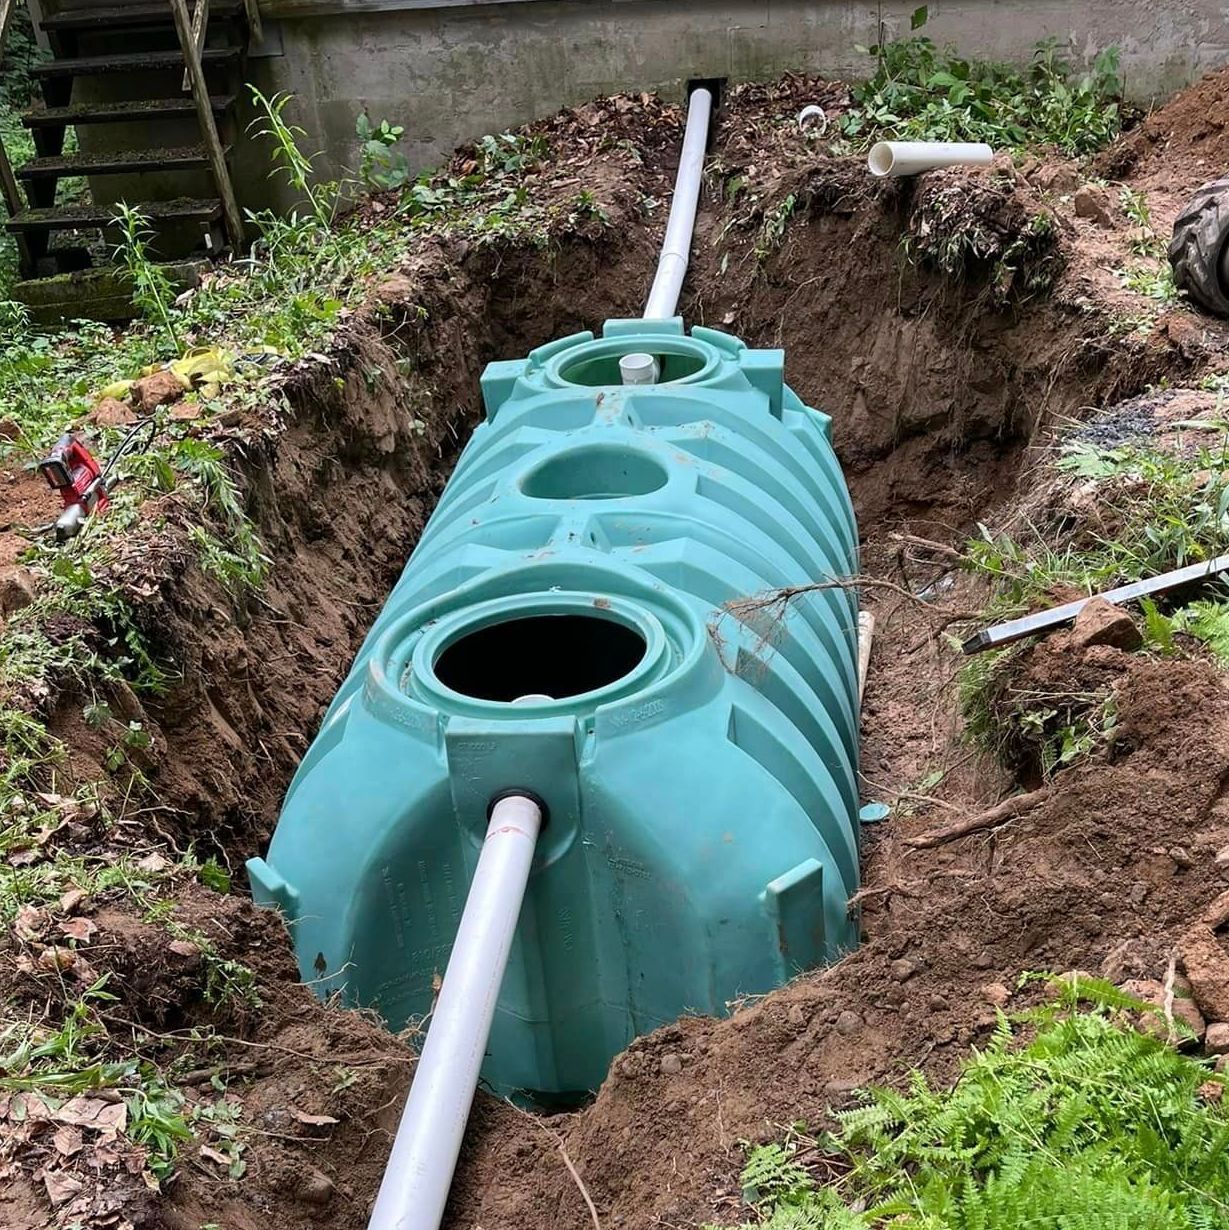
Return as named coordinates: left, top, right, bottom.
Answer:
left=23, top=95, right=234, bottom=127
left=6, top=197, right=222, bottom=233
left=17, top=144, right=223, bottom=179
left=32, top=47, right=239, bottom=77
left=39, top=0, right=242, bottom=31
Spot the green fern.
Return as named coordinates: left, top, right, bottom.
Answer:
left=1173, top=599, right=1229, bottom=664
left=724, top=1004, right=1229, bottom=1229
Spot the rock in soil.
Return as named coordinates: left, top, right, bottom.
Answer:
left=1123, top=975, right=1207, bottom=1041
left=1206, top=1022, right=1229, bottom=1054
left=1072, top=597, right=1143, bottom=651
left=981, top=983, right=1011, bottom=1007
left=1181, top=925, right=1229, bottom=1020
left=0, top=565, right=36, bottom=615
left=132, top=370, right=184, bottom=414
left=1073, top=184, right=1115, bottom=227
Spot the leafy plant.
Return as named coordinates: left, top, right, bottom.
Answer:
left=756, top=193, right=799, bottom=261
left=248, top=86, right=336, bottom=229
left=842, top=19, right=1122, bottom=155
left=356, top=111, right=410, bottom=190
left=720, top=998, right=1229, bottom=1229
left=112, top=202, right=182, bottom=353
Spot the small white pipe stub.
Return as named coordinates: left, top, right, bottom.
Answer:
left=798, top=104, right=827, bottom=135
left=366, top=793, right=543, bottom=1230
left=620, top=352, right=659, bottom=385
left=857, top=609, right=875, bottom=704
left=867, top=140, right=994, bottom=178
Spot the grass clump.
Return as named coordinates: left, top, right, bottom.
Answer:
left=1115, top=189, right=1180, bottom=305
left=955, top=430, right=1229, bottom=769
left=841, top=13, right=1122, bottom=155
left=720, top=985, right=1229, bottom=1229
left=965, top=436, right=1229, bottom=614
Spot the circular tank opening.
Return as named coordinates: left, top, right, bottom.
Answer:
left=556, top=341, right=710, bottom=386
left=433, top=612, right=648, bottom=702
left=522, top=446, right=668, bottom=500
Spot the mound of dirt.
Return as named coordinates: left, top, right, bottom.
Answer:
left=1104, top=65, right=1229, bottom=191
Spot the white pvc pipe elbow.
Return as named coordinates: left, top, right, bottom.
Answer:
left=868, top=141, right=994, bottom=178
left=366, top=793, right=543, bottom=1230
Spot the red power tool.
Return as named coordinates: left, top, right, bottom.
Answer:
left=38, top=433, right=110, bottom=541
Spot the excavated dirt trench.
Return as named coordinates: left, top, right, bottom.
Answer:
left=13, top=76, right=1229, bottom=1230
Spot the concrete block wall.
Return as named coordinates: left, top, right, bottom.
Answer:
left=231, top=0, right=1229, bottom=208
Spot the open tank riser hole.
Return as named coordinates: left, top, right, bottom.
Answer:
left=522, top=447, right=669, bottom=500
left=557, top=349, right=708, bottom=385
left=433, top=613, right=648, bottom=701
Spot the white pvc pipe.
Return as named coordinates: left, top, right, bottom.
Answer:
left=857, top=609, right=875, bottom=704
left=367, top=793, right=543, bottom=1230
left=868, top=141, right=993, bottom=178
left=620, top=352, right=659, bottom=385
left=644, top=86, right=713, bottom=320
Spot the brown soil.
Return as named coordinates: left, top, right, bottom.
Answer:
left=10, top=69, right=1229, bottom=1230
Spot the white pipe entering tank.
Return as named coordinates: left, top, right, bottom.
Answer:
left=643, top=85, right=713, bottom=320
left=868, top=140, right=993, bottom=178
left=366, top=792, right=543, bottom=1230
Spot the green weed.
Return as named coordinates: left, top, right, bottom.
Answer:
left=756, top=194, right=799, bottom=261
left=165, top=922, right=261, bottom=1009
left=719, top=992, right=1229, bottom=1229
left=112, top=203, right=183, bottom=353
left=842, top=17, right=1122, bottom=155
left=356, top=111, right=410, bottom=190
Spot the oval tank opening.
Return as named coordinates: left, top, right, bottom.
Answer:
left=433, top=612, right=648, bottom=702
left=522, top=446, right=668, bottom=500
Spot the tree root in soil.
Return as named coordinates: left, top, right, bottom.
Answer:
left=905, top=785, right=1052, bottom=848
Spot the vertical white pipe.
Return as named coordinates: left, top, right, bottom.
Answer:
left=643, top=86, right=713, bottom=320
left=367, top=793, right=543, bottom=1230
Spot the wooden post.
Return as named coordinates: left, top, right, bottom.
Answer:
left=182, top=0, right=211, bottom=92
left=168, top=0, right=244, bottom=252
left=241, top=0, right=262, bottom=46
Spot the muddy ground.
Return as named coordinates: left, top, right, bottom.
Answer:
left=7, top=67, right=1229, bottom=1230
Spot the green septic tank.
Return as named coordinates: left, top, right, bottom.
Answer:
left=248, top=318, right=861, bottom=1099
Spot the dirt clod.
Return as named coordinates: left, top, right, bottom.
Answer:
left=834, top=1010, right=863, bottom=1035
left=132, top=370, right=184, bottom=414
left=0, top=564, right=36, bottom=615
left=88, top=397, right=137, bottom=428
left=1073, top=184, right=1114, bottom=227
left=981, top=983, right=1011, bottom=1007
left=296, top=1167, right=337, bottom=1205
left=890, top=958, right=917, bottom=981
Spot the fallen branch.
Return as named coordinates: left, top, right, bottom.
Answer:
left=1162, top=951, right=1179, bottom=1047
left=723, top=574, right=983, bottom=626
left=889, top=532, right=968, bottom=560
left=905, top=786, right=1050, bottom=848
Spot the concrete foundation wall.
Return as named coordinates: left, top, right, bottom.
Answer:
left=231, top=0, right=1223, bottom=209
